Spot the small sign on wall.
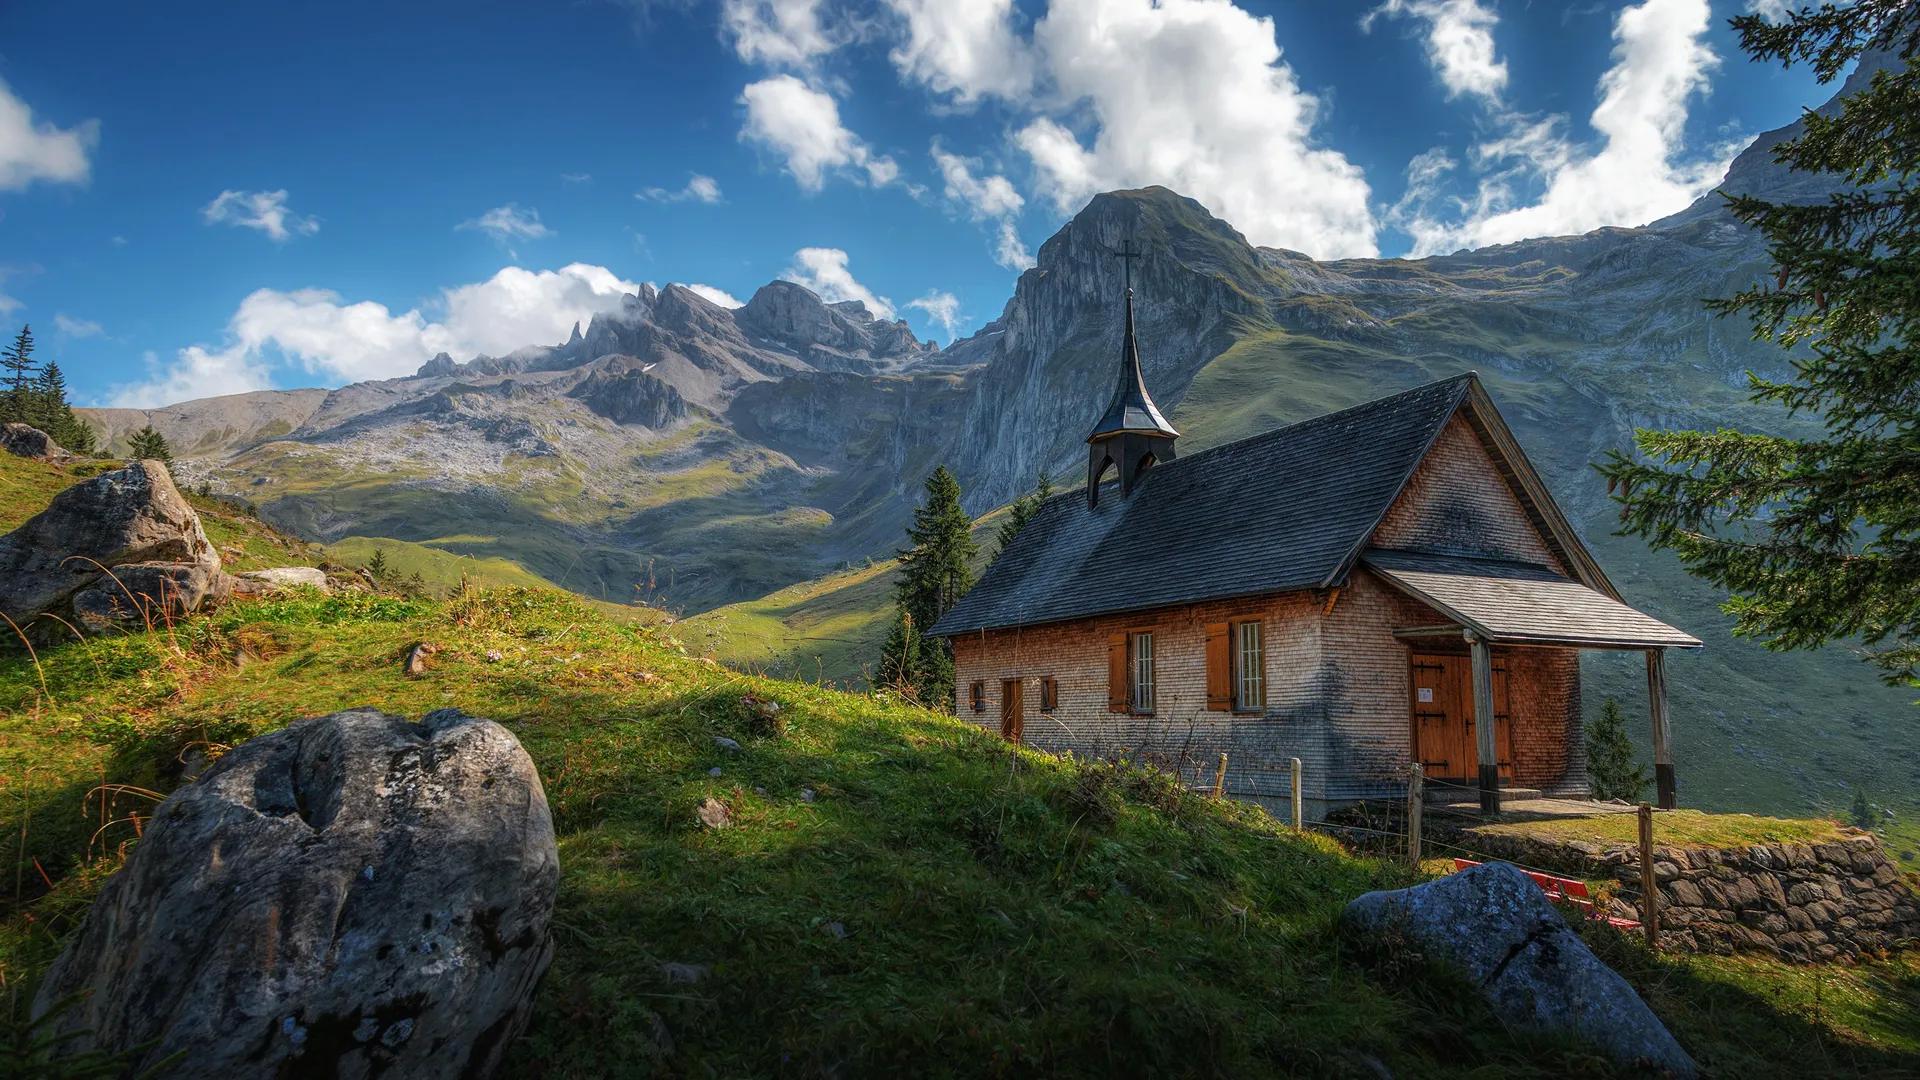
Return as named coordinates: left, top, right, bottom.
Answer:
left=1417, top=687, right=1435, bottom=703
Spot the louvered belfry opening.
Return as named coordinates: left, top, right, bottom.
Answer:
left=1085, top=247, right=1179, bottom=508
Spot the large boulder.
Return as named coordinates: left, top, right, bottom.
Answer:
left=33, top=708, right=559, bottom=1079
left=0, top=459, right=223, bottom=636
left=70, top=559, right=232, bottom=633
left=1, top=421, right=66, bottom=461
left=1342, top=861, right=1696, bottom=1077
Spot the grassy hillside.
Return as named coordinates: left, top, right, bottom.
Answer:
left=0, top=453, right=320, bottom=575
left=3, top=582, right=1917, bottom=1076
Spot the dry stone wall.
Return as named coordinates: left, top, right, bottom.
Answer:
left=1633, top=835, right=1919, bottom=961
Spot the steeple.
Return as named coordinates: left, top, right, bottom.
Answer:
left=1086, top=244, right=1178, bottom=507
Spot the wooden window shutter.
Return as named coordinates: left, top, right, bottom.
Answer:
left=1106, top=633, right=1129, bottom=713
left=1204, top=622, right=1232, bottom=711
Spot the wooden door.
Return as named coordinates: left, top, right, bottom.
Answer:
left=1409, top=653, right=1512, bottom=781
left=1000, top=678, right=1024, bottom=743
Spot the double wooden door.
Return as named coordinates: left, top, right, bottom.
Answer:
left=1409, top=652, right=1512, bottom=782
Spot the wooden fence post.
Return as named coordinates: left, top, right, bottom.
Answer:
left=1407, top=763, right=1424, bottom=866
left=1212, top=753, right=1228, bottom=799
left=1638, top=803, right=1659, bottom=950
left=1289, top=757, right=1303, bottom=830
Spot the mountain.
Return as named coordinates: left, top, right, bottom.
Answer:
left=80, top=56, right=1919, bottom=821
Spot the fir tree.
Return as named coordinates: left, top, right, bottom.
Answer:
left=1850, top=788, right=1876, bottom=830
left=126, top=425, right=173, bottom=463
left=1598, top=4, right=1920, bottom=689
left=1584, top=697, right=1649, bottom=802
left=28, top=361, right=95, bottom=453
left=1, top=324, right=35, bottom=423
left=890, top=466, right=978, bottom=705
left=993, top=472, right=1054, bottom=557
left=876, top=609, right=921, bottom=698
left=364, top=548, right=392, bottom=584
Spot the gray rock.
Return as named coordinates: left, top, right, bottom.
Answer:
left=713, top=736, right=742, bottom=753
left=1343, top=862, right=1695, bottom=1077
left=0, top=460, right=223, bottom=637
left=70, top=559, right=231, bottom=633
left=1, top=422, right=66, bottom=461
left=32, top=708, right=558, bottom=1080
left=231, top=566, right=330, bottom=597
left=697, top=797, right=731, bottom=829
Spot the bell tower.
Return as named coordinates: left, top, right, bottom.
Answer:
left=1086, top=242, right=1179, bottom=508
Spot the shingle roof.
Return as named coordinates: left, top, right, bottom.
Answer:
left=1361, top=549, right=1701, bottom=649
left=930, top=373, right=1476, bottom=637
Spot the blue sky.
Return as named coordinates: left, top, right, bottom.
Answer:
left=0, top=0, right=1826, bottom=407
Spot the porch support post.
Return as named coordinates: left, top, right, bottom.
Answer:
left=1467, top=630, right=1500, bottom=815
left=1647, top=648, right=1676, bottom=809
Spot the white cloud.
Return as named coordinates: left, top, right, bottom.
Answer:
left=201, top=189, right=319, bottom=242
left=457, top=204, right=553, bottom=243
left=1015, top=0, right=1378, bottom=259
left=110, top=264, right=640, bottom=407
left=907, top=290, right=963, bottom=341
left=739, top=75, right=899, bottom=191
left=1363, top=0, right=1508, bottom=103
left=639, top=174, right=724, bottom=203
left=930, top=143, right=1034, bottom=271
left=560, top=172, right=593, bottom=184
left=0, top=79, right=96, bottom=191
left=683, top=283, right=744, bottom=308
left=932, top=144, right=1024, bottom=219
left=0, top=292, right=21, bottom=317
left=883, top=0, right=1034, bottom=103
left=1745, top=0, right=1793, bottom=22
left=1394, top=0, right=1727, bottom=254
left=721, top=0, right=836, bottom=69
left=782, top=247, right=894, bottom=319
left=993, top=221, right=1034, bottom=272
left=53, top=313, right=103, bottom=339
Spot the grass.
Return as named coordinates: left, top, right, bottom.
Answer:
left=2, top=583, right=1917, bottom=1076
left=1469, top=809, right=1854, bottom=849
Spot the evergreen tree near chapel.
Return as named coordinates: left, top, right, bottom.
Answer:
left=881, top=466, right=977, bottom=706
left=993, top=473, right=1055, bottom=557
left=1584, top=697, right=1650, bottom=802
left=1600, top=2, right=1920, bottom=690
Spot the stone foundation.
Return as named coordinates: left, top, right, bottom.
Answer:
left=1629, top=836, right=1920, bottom=961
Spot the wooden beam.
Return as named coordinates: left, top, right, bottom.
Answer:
left=1321, top=587, right=1343, bottom=616
left=1469, top=632, right=1500, bottom=814
left=1647, top=649, right=1676, bottom=809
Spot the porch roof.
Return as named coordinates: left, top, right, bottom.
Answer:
left=1362, top=549, right=1702, bottom=650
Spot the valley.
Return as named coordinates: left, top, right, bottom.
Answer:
left=81, top=54, right=1918, bottom=831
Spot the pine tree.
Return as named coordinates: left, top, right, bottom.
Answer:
left=126, top=425, right=173, bottom=463
left=1598, top=4, right=1920, bottom=690
left=365, top=548, right=392, bottom=584
left=876, top=609, right=921, bottom=698
left=891, top=466, right=978, bottom=706
left=1849, top=788, right=1876, bottom=830
left=1, top=324, right=35, bottom=424
left=28, top=361, right=95, bottom=453
left=1584, top=697, right=1649, bottom=802
left=993, top=472, right=1055, bottom=557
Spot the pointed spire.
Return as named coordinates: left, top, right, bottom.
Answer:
left=1087, top=285, right=1179, bottom=442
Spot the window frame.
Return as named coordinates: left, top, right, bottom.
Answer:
left=1232, top=618, right=1265, bottom=713
left=1129, top=630, right=1156, bottom=714
left=1040, top=675, right=1059, bottom=713
left=969, top=680, right=986, bottom=713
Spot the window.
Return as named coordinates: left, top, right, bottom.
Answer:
left=1040, top=675, right=1059, bottom=712
left=1130, top=631, right=1155, bottom=713
left=1234, top=620, right=1265, bottom=711
left=969, top=680, right=986, bottom=713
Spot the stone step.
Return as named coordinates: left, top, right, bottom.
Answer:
left=1426, top=785, right=1545, bottom=804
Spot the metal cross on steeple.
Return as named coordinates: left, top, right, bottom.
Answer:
left=1113, top=238, right=1144, bottom=294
